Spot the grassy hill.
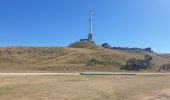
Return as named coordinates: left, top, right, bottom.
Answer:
left=159, top=54, right=170, bottom=60
left=0, top=42, right=169, bottom=72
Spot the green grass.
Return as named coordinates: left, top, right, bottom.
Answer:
left=0, top=42, right=169, bottom=72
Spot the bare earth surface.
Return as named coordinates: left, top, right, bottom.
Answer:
left=0, top=74, right=170, bottom=100
left=142, top=89, right=170, bottom=100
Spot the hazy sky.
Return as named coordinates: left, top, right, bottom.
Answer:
left=0, top=0, right=170, bottom=53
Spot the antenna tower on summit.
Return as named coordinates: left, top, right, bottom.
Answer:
left=88, top=0, right=93, bottom=42
left=80, top=0, right=95, bottom=44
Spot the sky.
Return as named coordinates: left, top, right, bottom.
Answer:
left=0, top=0, right=170, bottom=53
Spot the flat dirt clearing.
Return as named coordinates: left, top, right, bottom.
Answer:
left=0, top=74, right=170, bottom=100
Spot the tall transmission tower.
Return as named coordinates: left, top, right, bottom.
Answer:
left=80, top=0, right=94, bottom=44
left=88, top=0, right=93, bottom=42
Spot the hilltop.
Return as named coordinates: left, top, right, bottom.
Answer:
left=0, top=42, right=169, bottom=72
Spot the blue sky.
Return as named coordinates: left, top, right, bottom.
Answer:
left=0, top=0, right=170, bottom=53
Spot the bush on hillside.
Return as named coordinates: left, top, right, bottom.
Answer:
left=160, top=64, right=170, bottom=70
left=86, top=58, right=99, bottom=66
left=122, top=55, right=153, bottom=71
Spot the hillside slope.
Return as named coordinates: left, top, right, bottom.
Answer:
left=159, top=54, right=170, bottom=60
left=0, top=43, right=169, bottom=72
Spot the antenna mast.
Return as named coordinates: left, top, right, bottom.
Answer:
left=89, top=0, right=92, bottom=34
left=88, top=0, right=93, bottom=42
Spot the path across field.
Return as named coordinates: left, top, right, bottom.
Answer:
left=0, top=72, right=170, bottom=76
left=80, top=72, right=170, bottom=75
left=0, top=73, right=79, bottom=76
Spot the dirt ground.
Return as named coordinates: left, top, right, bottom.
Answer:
left=0, top=74, right=170, bottom=100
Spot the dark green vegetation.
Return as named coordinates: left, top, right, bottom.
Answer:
left=0, top=42, right=170, bottom=72
left=122, top=55, right=153, bottom=71
left=161, top=64, right=170, bottom=70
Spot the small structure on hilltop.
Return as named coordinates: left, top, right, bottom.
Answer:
left=102, top=43, right=153, bottom=52
left=80, top=0, right=95, bottom=44
left=102, top=43, right=112, bottom=49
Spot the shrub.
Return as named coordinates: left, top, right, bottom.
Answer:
left=86, top=58, right=99, bottom=66
left=161, top=64, right=170, bottom=70
left=122, top=55, right=153, bottom=71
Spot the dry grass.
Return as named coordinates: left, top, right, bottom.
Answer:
left=0, top=46, right=170, bottom=72
left=0, top=75, right=170, bottom=100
